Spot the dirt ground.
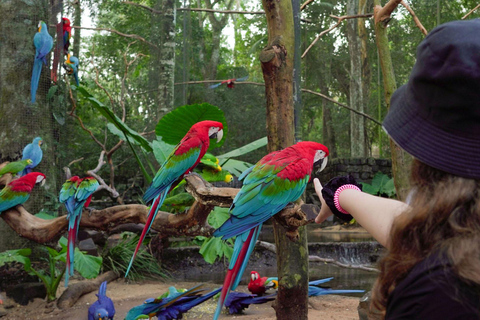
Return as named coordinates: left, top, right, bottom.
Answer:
left=0, top=279, right=363, bottom=320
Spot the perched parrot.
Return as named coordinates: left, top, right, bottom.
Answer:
left=125, top=120, right=224, bottom=276
left=64, top=53, right=79, bottom=86
left=31, top=21, right=53, bottom=103
left=0, top=160, right=33, bottom=179
left=225, top=291, right=276, bottom=315
left=88, top=281, right=115, bottom=320
left=212, top=141, right=329, bottom=320
left=59, top=176, right=99, bottom=286
left=124, top=284, right=206, bottom=320
left=51, top=17, right=72, bottom=83
left=248, top=270, right=278, bottom=295
left=21, top=137, right=43, bottom=176
left=209, top=76, right=248, bottom=89
left=0, top=172, right=46, bottom=213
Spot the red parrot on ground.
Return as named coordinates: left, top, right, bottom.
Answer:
left=248, top=270, right=278, bottom=295
left=125, top=120, right=224, bottom=276
left=209, top=76, right=248, bottom=89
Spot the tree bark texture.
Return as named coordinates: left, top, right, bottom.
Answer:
left=373, top=1, right=412, bottom=200
left=260, top=0, right=309, bottom=319
left=358, top=0, right=371, bottom=154
left=0, top=0, right=57, bottom=251
left=347, top=0, right=366, bottom=157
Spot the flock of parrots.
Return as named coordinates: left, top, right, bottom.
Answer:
left=5, top=17, right=364, bottom=319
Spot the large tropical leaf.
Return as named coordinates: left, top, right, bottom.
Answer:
left=217, top=136, right=267, bottom=159
left=155, top=103, right=227, bottom=149
left=0, top=249, right=32, bottom=270
left=152, top=139, right=175, bottom=165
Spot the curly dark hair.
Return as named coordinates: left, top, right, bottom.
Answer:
left=371, top=159, right=480, bottom=314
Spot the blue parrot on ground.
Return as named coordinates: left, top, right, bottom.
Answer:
left=212, top=141, right=329, bottom=320
left=64, top=53, right=79, bottom=86
left=20, top=137, right=43, bottom=176
left=124, top=284, right=209, bottom=320
left=88, top=281, right=115, bottom=320
left=31, top=21, right=53, bottom=103
left=125, top=121, right=224, bottom=277
left=225, top=291, right=276, bottom=315
left=59, top=176, right=99, bottom=286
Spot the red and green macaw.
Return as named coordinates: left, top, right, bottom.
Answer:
left=51, top=17, right=72, bottom=83
left=21, top=137, right=43, bottom=176
left=212, top=141, right=329, bottom=320
left=125, top=120, right=224, bottom=276
left=209, top=76, right=248, bottom=89
left=0, top=159, right=33, bottom=179
left=31, top=21, right=53, bottom=103
left=248, top=270, right=278, bottom=295
left=59, top=176, right=99, bottom=286
left=0, top=172, right=46, bottom=213
left=64, top=53, right=79, bottom=86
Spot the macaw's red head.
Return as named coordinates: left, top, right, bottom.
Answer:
left=250, top=271, right=261, bottom=282
left=293, top=141, right=329, bottom=172
left=189, top=120, right=224, bottom=143
left=62, top=17, right=71, bottom=26
left=14, top=172, right=46, bottom=188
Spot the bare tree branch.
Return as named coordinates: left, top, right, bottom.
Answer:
left=302, top=13, right=373, bottom=59
left=300, top=0, right=315, bottom=11
left=462, top=3, right=480, bottom=20
left=178, top=7, right=264, bottom=14
left=400, top=1, right=427, bottom=36
left=374, top=0, right=402, bottom=24
left=69, top=25, right=157, bottom=48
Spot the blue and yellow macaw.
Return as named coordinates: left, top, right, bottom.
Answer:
left=31, top=21, right=53, bottom=103
left=59, top=176, right=99, bottom=286
left=125, top=121, right=224, bottom=276
left=212, top=141, right=329, bottom=320
left=20, top=137, right=43, bottom=176
left=64, top=53, right=79, bottom=86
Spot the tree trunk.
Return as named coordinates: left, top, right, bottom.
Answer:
left=347, top=0, right=366, bottom=157
left=373, top=0, right=411, bottom=200
left=0, top=0, right=57, bottom=251
left=260, top=0, right=308, bottom=319
left=150, top=0, right=176, bottom=122
left=358, top=0, right=371, bottom=155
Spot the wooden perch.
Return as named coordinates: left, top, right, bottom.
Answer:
left=0, top=173, right=320, bottom=244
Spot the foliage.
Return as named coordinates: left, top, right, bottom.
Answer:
left=360, top=172, right=396, bottom=198
left=0, top=238, right=101, bottom=301
left=102, top=232, right=168, bottom=281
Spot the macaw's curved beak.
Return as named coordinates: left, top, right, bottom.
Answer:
left=215, top=129, right=224, bottom=143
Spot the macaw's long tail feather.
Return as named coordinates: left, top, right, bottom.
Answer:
left=308, top=277, right=334, bottom=286
left=231, top=225, right=262, bottom=290
left=125, top=189, right=168, bottom=277
left=31, top=59, right=43, bottom=103
left=65, top=217, right=79, bottom=287
left=308, top=287, right=365, bottom=296
left=213, top=228, right=257, bottom=320
left=98, top=281, right=107, bottom=297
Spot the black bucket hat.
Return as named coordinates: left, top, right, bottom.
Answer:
left=383, top=19, right=480, bottom=179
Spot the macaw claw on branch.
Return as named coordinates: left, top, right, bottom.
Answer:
left=209, top=76, right=248, bottom=89
left=0, top=172, right=46, bottom=214
left=212, top=141, right=329, bottom=320
left=125, top=120, right=224, bottom=277
left=31, top=21, right=53, bottom=103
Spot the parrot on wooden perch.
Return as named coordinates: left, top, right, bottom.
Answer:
left=88, top=281, right=115, bottom=320
left=212, top=141, right=329, bottom=320
left=0, top=159, right=33, bottom=179
left=51, top=17, right=72, bottom=83
left=225, top=291, right=276, bottom=315
left=20, top=137, right=43, bottom=176
left=209, top=76, right=248, bottom=89
left=0, top=172, right=46, bottom=213
left=125, top=120, right=224, bottom=277
left=124, top=284, right=208, bottom=320
left=64, top=53, right=79, bottom=86
left=59, top=176, right=99, bottom=286
left=31, top=21, right=53, bottom=103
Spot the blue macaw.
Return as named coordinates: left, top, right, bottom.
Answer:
left=64, top=53, right=79, bottom=86
left=225, top=291, right=276, bottom=315
left=88, top=281, right=115, bottom=320
left=20, top=137, right=43, bottom=176
left=124, top=284, right=208, bottom=320
left=212, top=141, right=329, bottom=319
left=125, top=121, right=224, bottom=277
left=31, top=21, right=53, bottom=103
left=59, top=176, right=99, bottom=286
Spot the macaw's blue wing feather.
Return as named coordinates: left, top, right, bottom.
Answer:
left=209, top=82, right=223, bottom=89
left=31, top=22, right=53, bottom=103
left=235, top=76, right=249, bottom=82
left=30, top=60, right=43, bottom=103
left=225, top=292, right=276, bottom=314
left=308, top=277, right=364, bottom=296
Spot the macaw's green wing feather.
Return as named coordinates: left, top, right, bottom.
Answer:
left=0, top=186, right=29, bottom=212
left=143, top=145, right=201, bottom=204
left=75, top=178, right=99, bottom=203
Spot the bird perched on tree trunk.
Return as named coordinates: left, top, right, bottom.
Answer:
left=31, top=21, right=53, bottom=103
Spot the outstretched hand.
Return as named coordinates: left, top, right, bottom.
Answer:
left=313, top=178, right=333, bottom=224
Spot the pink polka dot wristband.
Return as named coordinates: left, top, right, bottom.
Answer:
left=333, top=184, right=361, bottom=214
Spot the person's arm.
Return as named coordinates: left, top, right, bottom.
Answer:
left=314, top=178, right=408, bottom=248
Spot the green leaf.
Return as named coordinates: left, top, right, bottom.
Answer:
left=219, top=158, right=253, bottom=177
left=207, top=207, right=231, bottom=229
left=47, top=85, right=58, bottom=100
left=76, top=86, right=152, bottom=152
left=198, top=237, right=232, bottom=264
left=155, top=103, right=227, bottom=149
left=0, top=249, right=32, bottom=270
left=152, top=139, right=175, bottom=165
left=107, top=123, right=140, bottom=145
left=359, top=182, right=378, bottom=196
left=72, top=248, right=102, bottom=279
left=217, top=137, right=267, bottom=159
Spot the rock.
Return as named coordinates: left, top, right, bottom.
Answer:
left=78, top=238, right=98, bottom=256
left=6, top=283, right=46, bottom=305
